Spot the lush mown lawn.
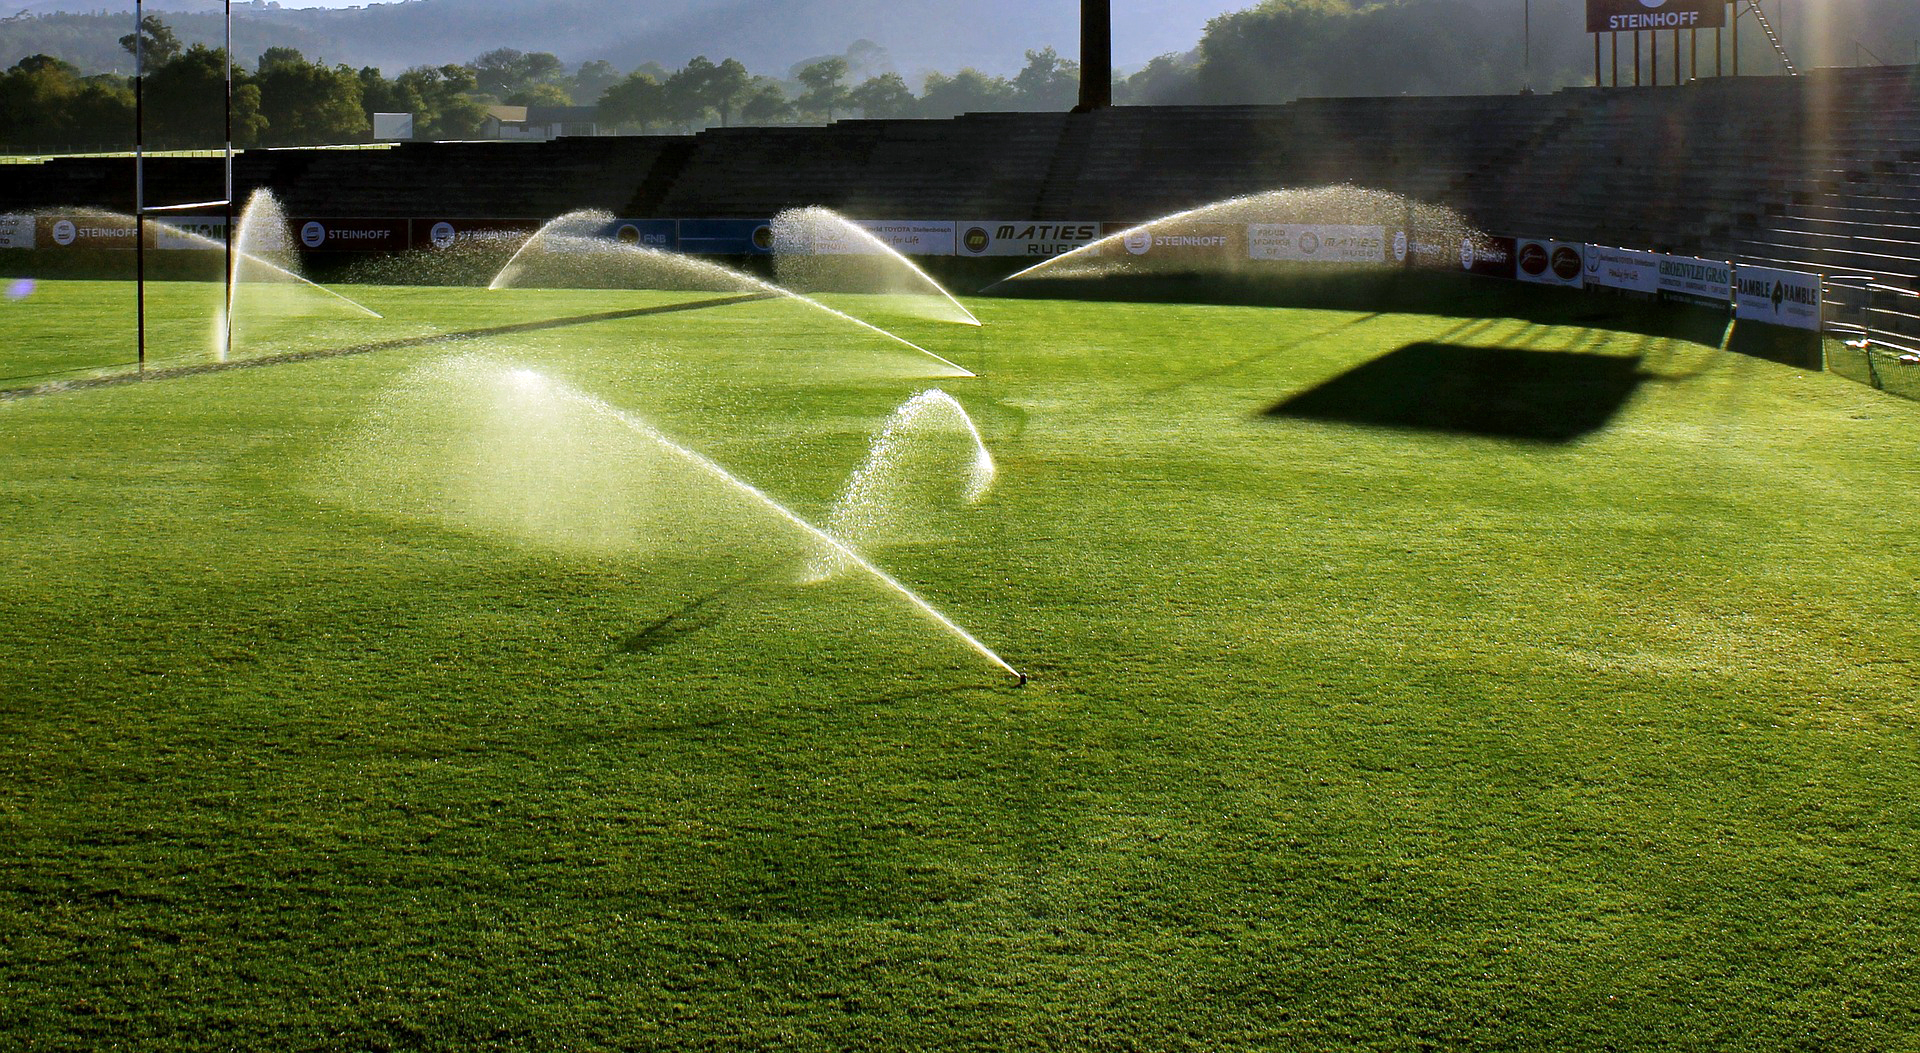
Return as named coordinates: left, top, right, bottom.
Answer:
left=3, top=275, right=1919, bottom=1050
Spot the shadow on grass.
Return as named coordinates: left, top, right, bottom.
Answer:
left=995, top=270, right=1736, bottom=344
left=0, top=292, right=776, bottom=399
left=1266, top=341, right=1646, bottom=443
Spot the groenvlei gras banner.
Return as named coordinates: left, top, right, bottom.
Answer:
left=1249, top=224, right=1387, bottom=263
left=1656, top=254, right=1731, bottom=304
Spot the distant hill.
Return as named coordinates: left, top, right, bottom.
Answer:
left=3, top=0, right=1915, bottom=84
left=0, top=0, right=1227, bottom=78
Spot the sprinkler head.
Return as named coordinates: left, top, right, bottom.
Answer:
left=1014, top=672, right=1028, bottom=688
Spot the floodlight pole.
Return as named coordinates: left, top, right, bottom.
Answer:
left=1523, top=0, right=1531, bottom=93
left=1075, top=0, right=1111, bottom=111
left=224, top=0, right=233, bottom=360
left=134, top=0, right=145, bottom=371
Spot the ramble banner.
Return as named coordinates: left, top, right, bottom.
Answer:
left=1734, top=265, right=1822, bottom=331
left=1582, top=244, right=1659, bottom=293
left=1587, top=0, right=1726, bottom=33
left=1248, top=224, right=1387, bottom=264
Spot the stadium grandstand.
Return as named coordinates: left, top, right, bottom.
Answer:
left=4, top=64, right=1918, bottom=342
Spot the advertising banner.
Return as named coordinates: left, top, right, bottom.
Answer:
left=955, top=221, right=1102, bottom=258
left=1249, top=224, right=1387, bottom=264
left=414, top=218, right=542, bottom=251
left=678, top=218, right=775, bottom=255
left=841, top=220, right=956, bottom=256
left=1115, top=222, right=1242, bottom=261
left=153, top=215, right=228, bottom=250
left=0, top=214, right=35, bottom=249
left=1587, top=0, right=1725, bottom=33
left=293, top=217, right=408, bottom=252
left=1582, top=244, right=1660, bottom=293
left=1459, top=235, right=1517, bottom=279
left=1657, top=254, right=1731, bottom=305
left=39, top=215, right=137, bottom=249
left=1734, top=265, right=1822, bottom=331
left=1515, top=238, right=1585, bottom=288
left=603, top=219, right=679, bottom=251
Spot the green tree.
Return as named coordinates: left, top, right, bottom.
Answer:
left=472, top=47, right=564, bottom=100
left=569, top=60, right=621, bottom=104
left=505, top=81, right=573, bottom=108
left=739, top=79, right=793, bottom=125
left=848, top=72, right=915, bottom=118
left=598, top=71, right=665, bottom=132
left=1116, top=52, right=1198, bottom=105
left=663, top=56, right=718, bottom=130
left=117, top=14, right=181, bottom=67
left=917, top=68, right=1014, bottom=118
left=795, top=56, right=849, bottom=121
left=394, top=63, right=486, bottom=140
left=1012, top=46, right=1079, bottom=110
left=143, top=44, right=262, bottom=146
left=255, top=48, right=367, bottom=146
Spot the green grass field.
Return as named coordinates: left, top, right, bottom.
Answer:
left=4, top=274, right=1919, bottom=1050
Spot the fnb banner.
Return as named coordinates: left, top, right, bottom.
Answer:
left=955, top=221, right=1101, bottom=258
left=1588, top=0, right=1725, bottom=33
left=1657, top=254, right=1731, bottom=305
left=1582, top=244, right=1659, bottom=293
left=678, top=219, right=774, bottom=255
left=1734, top=265, right=1822, bottom=331
left=1249, top=224, right=1387, bottom=264
left=1515, top=238, right=1585, bottom=288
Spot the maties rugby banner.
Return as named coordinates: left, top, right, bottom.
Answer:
left=1249, top=224, right=1387, bottom=264
left=956, top=222, right=1101, bottom=258
left=1588, top=0, right=1726, bottom=33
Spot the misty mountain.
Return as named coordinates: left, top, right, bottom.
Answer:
left=0, top=0, right=1229, bottom=77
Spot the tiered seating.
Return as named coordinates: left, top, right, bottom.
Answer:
left=640, top=112, right=1069, bottom=219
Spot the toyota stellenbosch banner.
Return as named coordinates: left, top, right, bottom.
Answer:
left=1588, top=0, right=1726, bottom=33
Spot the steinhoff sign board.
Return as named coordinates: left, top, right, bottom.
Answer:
left=1588, top=0, right=1726, bottom=33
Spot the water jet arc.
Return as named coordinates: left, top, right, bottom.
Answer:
left=515, top=370, right=1023, bottom=684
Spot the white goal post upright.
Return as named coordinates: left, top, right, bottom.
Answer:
left=133, top=0, right=234, bottom=368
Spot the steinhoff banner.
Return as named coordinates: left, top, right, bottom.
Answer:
left=1587, top=0, right=1726, bottom=33
left=1249, top=224, right=1387, bottom=264
left=1734, top=265, right=1822, bottom=331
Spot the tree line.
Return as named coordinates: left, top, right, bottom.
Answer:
left=1, top=0, right=1845, bottom=151
left=0, top=14, right=1122, bottom=151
